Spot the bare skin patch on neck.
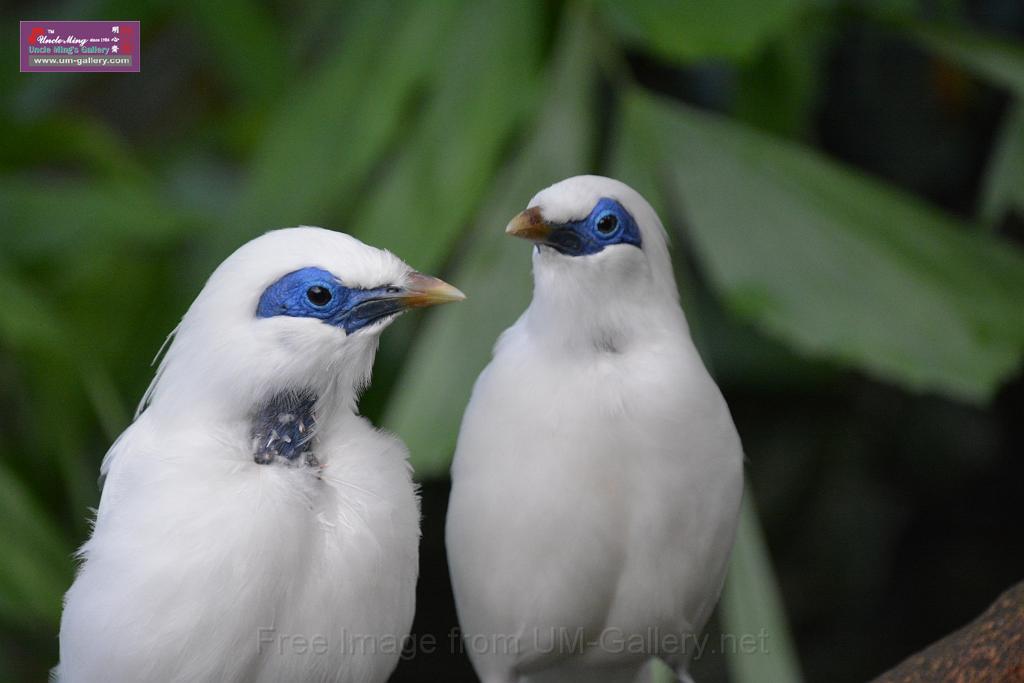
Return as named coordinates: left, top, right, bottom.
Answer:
left=251, top=390, right=319, bottom=467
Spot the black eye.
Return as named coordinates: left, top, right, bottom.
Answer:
left=385, top=286, right=402, bottom=294
left=596, top=214, right=619, bottom=235
left=306, top=286, right=332, bottom=306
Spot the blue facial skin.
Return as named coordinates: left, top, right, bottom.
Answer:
left=256, top=267, right=406, bottom=334
left=541, top=198, right=642, bottom=256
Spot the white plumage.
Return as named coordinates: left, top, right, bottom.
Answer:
left=446, top=176, right=744, bottom=683
left=58, top=227, right=462, bottom=683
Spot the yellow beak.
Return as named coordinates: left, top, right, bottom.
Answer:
left=505, top=207, right=552, bottom=242
left=400, top=272, right=466, bottom=308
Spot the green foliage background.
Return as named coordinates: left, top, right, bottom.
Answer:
left=1, top=1, right=1022, bottom=681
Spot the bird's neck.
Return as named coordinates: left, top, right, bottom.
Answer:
left=523, top=285, right=685, bottom=354
left=143, top=327, right=378, bottom=432
left=523, top=248, right=688, bottom=353
left=145, top=373, right=361, bottom=442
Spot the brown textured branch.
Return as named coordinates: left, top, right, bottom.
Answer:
left=872, top=581, right=1024, bottom=683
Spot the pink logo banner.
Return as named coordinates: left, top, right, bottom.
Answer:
left=20, top=20, right=140, bottom=72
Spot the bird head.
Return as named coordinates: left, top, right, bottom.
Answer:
left=505, top=176, right=681, bottom=347
left=140, top=227, right=463, bottom=419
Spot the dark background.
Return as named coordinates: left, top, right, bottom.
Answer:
left=2, top=1, right=1023, bottom=681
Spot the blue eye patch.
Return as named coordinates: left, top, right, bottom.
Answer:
left=256, top=267, right=407, bottom=334
left=541, top=198, right=641, bottom=257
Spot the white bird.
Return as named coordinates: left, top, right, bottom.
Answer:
left=446, top=176, right=744, bottom=683
left=57, top=227, right=464, bottom=683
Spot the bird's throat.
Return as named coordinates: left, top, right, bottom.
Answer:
left=250, top=389, right=319, bottom=467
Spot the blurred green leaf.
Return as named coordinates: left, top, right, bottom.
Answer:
left=0, top=116, right=145, bottom=180
left=81, top=364, right=130, bottom=442
left=722, top=494, right=803, bottom=683
left=596, top=0, right=809, bottom=63
left=383, top=6, right=599, bottom=478
left=908, top=23, right=1024, bottom=97
left=27, top=361, right=101, bottom=542
left=734, top=19, right=827, bottom=139
left=221, top=0, right=463, bottom=263
left=0, top=267, right=67, bottom=360
left=648, top=660, right=675, bottom=682
left=622, top=92, right=1024, bottom=402
left=183, top=0, right=287, bottom=104
left=0, top=178, right=191, bottom=259
left=0, top=460, right=73, bottom=627
left=980, top=101, right=1024, bottom=227
left=351, top=0, right=543, bottom=273
left=851, top=0, right=920, bottom=21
